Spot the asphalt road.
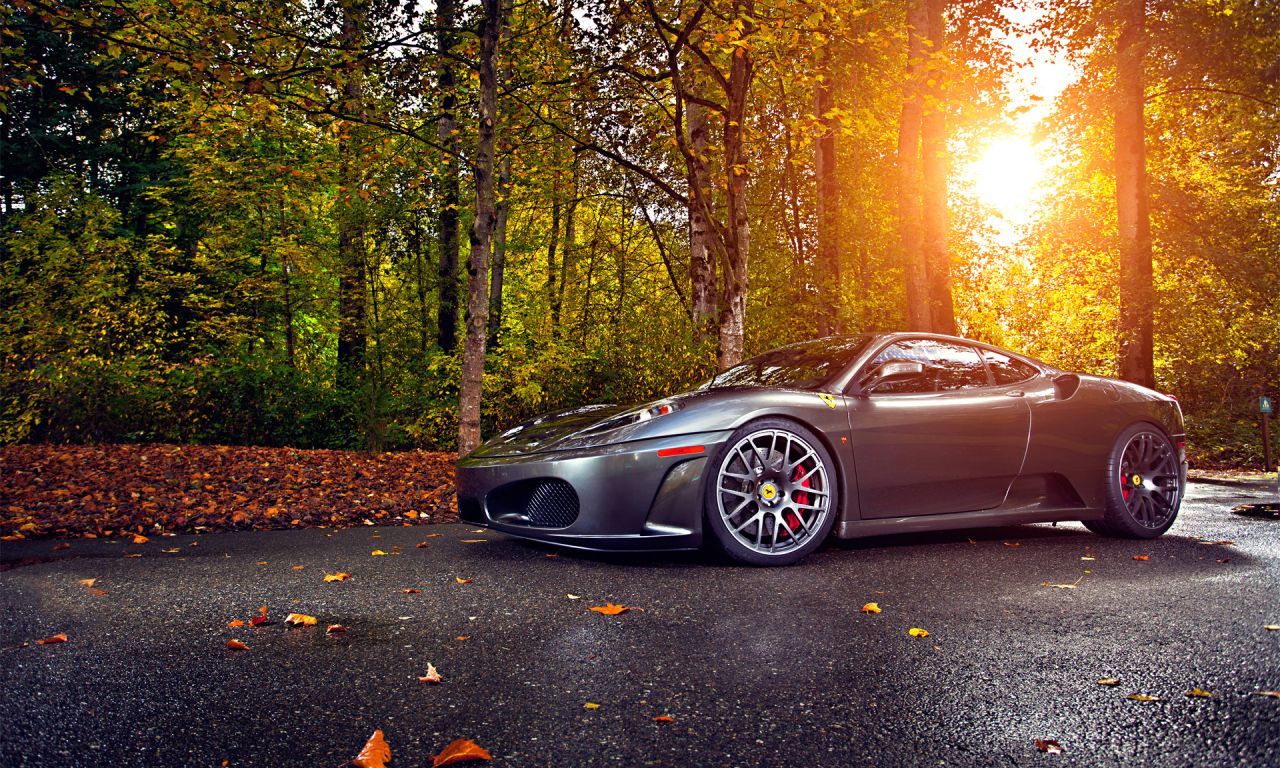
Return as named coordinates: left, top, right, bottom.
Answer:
left=2, top=480, right=1278, bottom=768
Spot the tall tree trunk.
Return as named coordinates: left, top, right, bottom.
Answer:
left=546, top=194, right=561, bottom=321
left=1115, top=0, right=1155, bottom=388
left=814, top=40, right=841, bottom=337
left=555, top=180, right=576, bottom=332
left=687, top=100, right=716, bottom=341
left=336, top=1, right=367, bottom=374
left=921, top=0, right=955, bottom=336
left=412, top=213, right=431, bottom=354
left=457, top=0, right=501, bottom=455
left=717, top=0, right=755, bottom=371
left=897, top=0, right=930, bottom=333
left=436, top=0, right=461, bottom=352
left=488, top=157, right=510, bottom=348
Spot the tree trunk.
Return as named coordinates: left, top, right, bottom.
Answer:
left=546, top=194, right=560, bottom=322
left=717, top=1, right=755, bottom=371
left=555, top=180, right=576, bottom=332
left=457, top=0, right=501, bottom=455
left=897, top=0, right=930, bottom=333
left=687, top=100, right=716, bottom=342
left=921, top=0, right=954, bottom=336
left=336, top=1, right=367, bottom=374
left=1115, top=0, right=1155, bottom=388
left=488, top=156, right=510, bottom=348
left=436, top=0, right=461, bottom=352
left=814, top=41, right=841, bottom=337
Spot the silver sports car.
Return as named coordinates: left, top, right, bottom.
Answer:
left=455, top=333, right=1187, bottom=566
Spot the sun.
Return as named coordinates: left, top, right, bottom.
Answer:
left=970, top=137, right=1046, bottom=228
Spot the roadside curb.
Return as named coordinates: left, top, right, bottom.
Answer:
left=1189, top=473, right=1278, bottom=492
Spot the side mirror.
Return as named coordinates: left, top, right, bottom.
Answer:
left=859, top=360, right=925, bottom=392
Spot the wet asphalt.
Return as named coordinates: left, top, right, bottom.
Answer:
left=1, top=480, right=1278, bottom=768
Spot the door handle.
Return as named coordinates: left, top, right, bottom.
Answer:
left=1005, top=390, right=1025, bottom=397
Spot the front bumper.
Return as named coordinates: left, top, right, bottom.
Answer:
left=454, top=430, right=733, bottom=552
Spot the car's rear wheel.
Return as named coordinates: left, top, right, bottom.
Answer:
left=1089, top=422, right=1183, bottom=539
left=704, top=419, right=837, bottom=566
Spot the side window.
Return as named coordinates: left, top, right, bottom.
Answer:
left=981, top=349, right=1039, bottom=385
left=863, top=339, right=988, bottom=394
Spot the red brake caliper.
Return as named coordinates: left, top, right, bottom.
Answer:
left=786, top=466, right=810, bottom=536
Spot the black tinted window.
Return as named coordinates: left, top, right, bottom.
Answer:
left=981, top=349, right=1038, bottom=385
left=709, top=336, right=874, bottom=391
left=863, top=339, right=988, bottom=394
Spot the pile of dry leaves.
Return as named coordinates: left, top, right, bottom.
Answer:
left=1, top=444, right=458, bottom=540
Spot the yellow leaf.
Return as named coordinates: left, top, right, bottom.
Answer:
left=1186, top=688, right=1213, bottom=697
left=456, top=577, right=472, bottom=584
left=1127, top=694, right=1160, bottom=701
left=285, top=613, right=317, bottom=626
left=372, top=550, right=388, bottom=556
left=1097, top=678, right=1121, bottom=686
left=1251, top=691, right=1280, bottom=698
left=1264, top=625, right=1279, bottom=631
left=908, top=628, right=929, bottom=637
left=584, top=703, right=600, bottom=709
left=861, top=603, right=881, bottom=613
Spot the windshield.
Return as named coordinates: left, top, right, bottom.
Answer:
left=705, top=336, right=874, bottom=391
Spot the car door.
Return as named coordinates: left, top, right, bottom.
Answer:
left=846, top=338, right=1032, bottom=519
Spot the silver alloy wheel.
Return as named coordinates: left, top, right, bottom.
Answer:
left=1117, top=429, right=1182, bottom=530
left=714, top=428, right=832, bottom=556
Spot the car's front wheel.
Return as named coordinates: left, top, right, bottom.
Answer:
left=704, top=418, right=837, bottom=566
left=1088, top=422, right=1183, bottom=539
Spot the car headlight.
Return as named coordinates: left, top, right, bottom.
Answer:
left=577, top=400, right=683, bottom=436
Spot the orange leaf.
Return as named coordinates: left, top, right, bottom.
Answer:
left=189, top=542, right=198, bottom=547
left=325, top=572, right=352, bottom=582
left=425, top=533, right=443, bottom=537
left=226, top=640, right=249, bottom=650
left=591, top=602, right=638, bottom=615
left=53, top=543, right=70, bottom=550
left=416, top=542, right=430, bottom=548
left=89, top=589, right=106, bottom=595
left=861, top=602, right=881, bottom=613
left=259, top=606, right=268, bottom=617
left=431, top=738, right=491, bottom=767
left=1034, top=739, right=1064, bottom=754
left=456, top=577, right=472, bottom=584
left=455, top=636, right=469, bottom=641
left=285, top=613, right=317, bottom=626
left=654, top=715, right=674, bottom=722
left=293, top=565, right=304, bottom=569
left=402, top=589, right=423, bottom=593
left=418, top=662, right=442, bottom=683
left=132, top=535, right=149, bottom=544
left=0, top=535, right=24, bottom=541
left=250, top=616, right=267, bottom=626
left=78, top=579, right=96, bottom=586
left=123, top=552, right=141, bottom=557
left=36, top=633, right=67, bottom=644
left=1004, top=542, right=1020, bottom=547
left=327, top=624, right=347, bottom=633
left=351, top=730, right=391, bottom=768
left=227, top=620, right=246, bottom=627
left=1133, top=555, right=1149, bottom=561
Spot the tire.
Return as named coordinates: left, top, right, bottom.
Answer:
left=1090, top=422, right=1184, bottom=539
left=704, top=418, right=838, bottom=566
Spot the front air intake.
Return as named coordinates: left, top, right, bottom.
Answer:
left=488, top=478, right=580, bottom=528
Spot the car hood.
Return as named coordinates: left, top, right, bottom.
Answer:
left=469, top=403, right=632, bottom=457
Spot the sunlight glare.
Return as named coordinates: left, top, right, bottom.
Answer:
left=971, top=138, right=1045, bottom=228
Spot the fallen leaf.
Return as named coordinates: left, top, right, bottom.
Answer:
left=1034, top=739, right=1064, bottom=755
left=256, top=562, right=267, bottom=565
left=430, top=738, right=491, bottom=767
left=36, top=633, right=67, bottom=644
left=89, top=589, right=106, bottom=595
left=418, top=663, right=442, bottom=683
left=227, top=620, right=246, bottom=627
left=1265, top=625, right=1280, bottom=631
left=455, top=636, right=469, bottom=641
left=654, top=715, right=674, bottom=722
left=292, top=565, right=304, bottom=569
left=1251, top=691, right=1280, bottom=698
left=456, top=577, right=472, bottom=584
left=1097, top=678, right=1121, bottom=686
left=0, top=534, right=24, bottom=541
left=285, top=613, right=317, bottom=626
left=372, top=550, right=388, bottom=556
left=416, top=542, right=430, bottom=548
left=325, top=572, right=352, bottom=582
left=53, top=543, right=70, bottom=550
left=1186, top=688, right=1213, bottom=697
left=402, top=589, right=423, bottom=594
left=591, top=603, right=633, bottom=615
left=123, top=552, right=141, bottom=558
left=327, top=624, right=347, bottom=633
left=584, top=703, right=600, bottom=709
left=226, top=640, right=249, bottom=650
left=162, top=548, right=179, bottom=553
left=78, top=579, right=96, bottom=587
left=861, top=603, right=882, bottom=613
left=351, top=730, right=391, bottom=768
left=251, top=606, right=268, bottom=626
left=1004, top=542, right=1020, bottom=546
left=1133, top=555, right=1149, bottom=561
left=460, top=540, right=487, bottom=543
left=132, top=535, right=149, bottom=544
left=1127, top=694, right=1160, bottom=701
left=546, top=553, right=558, bottom=557
left=567, top=594, right=581, bottom=600
left=426, top=533, right=443, bottom=537
left=189, top=542, right=198, bottom=547
left=2, top=643, right=30, bottom=651
left=1046, top=575, right=1085, bottom=589
left=1081, top=556, right=1095, bottom=561
left=1217, top=558, right=1230, bottom=563
left=908, top=628, right=930, bottom=637
left=1206, top=540, right=1234, bottom=546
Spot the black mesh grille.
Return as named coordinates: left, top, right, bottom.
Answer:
left=524, top=480, right=579, bottom=528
